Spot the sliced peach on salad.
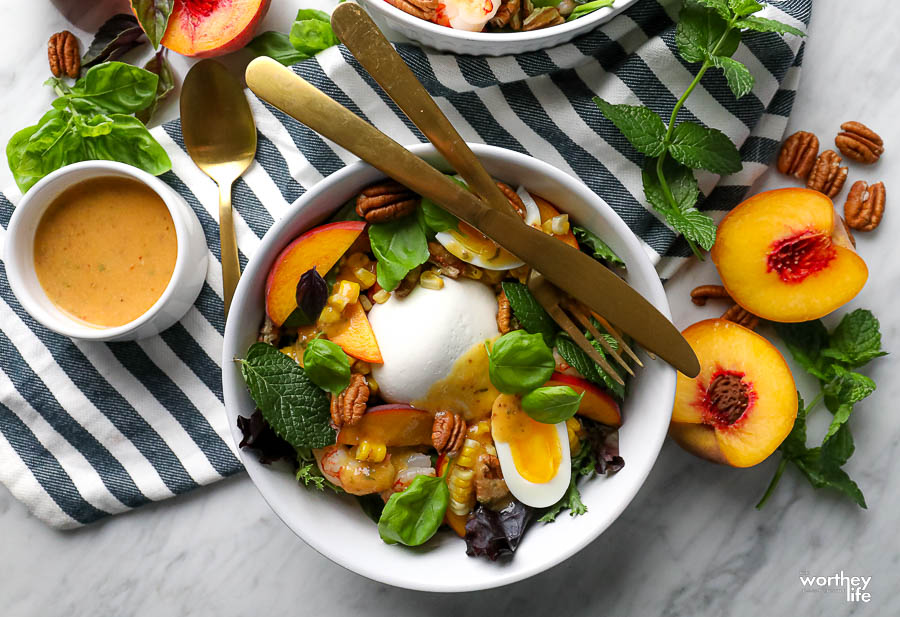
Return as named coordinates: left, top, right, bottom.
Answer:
left=545, top=372, right=622, bottom=427
left=337, top=404, right=433, bottom=447
left=265, top=221, right=365, bottom=326
left=711, top=188, right=867, bottom=322
left=326, top=301, right=383, bottom=364
left=670, top=319, right=797, bottom=468
left=533, top=195, right=578, bottom=249
left=159, top=0, right=271, bottom=58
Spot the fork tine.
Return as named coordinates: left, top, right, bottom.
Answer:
left=587, top=310, right=644, bottom=367
left=543, top=302, right=625, bottom=386
left=564, top=301, right=634, bottom=376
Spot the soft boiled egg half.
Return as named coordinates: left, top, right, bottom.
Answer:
left=491, top=393, right=571, bottom=508
left=433, top=184, right=542, bottom=270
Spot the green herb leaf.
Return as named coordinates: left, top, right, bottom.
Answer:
left=303, top=338, right=352, bottom=396
left=555, top=333, right=625, bottom=399
left=675, top=1, right=740, bottom=63
left=594, top=98, right=667, bottom=157
left=65, top=62, right=159, bottom=115
left=728, top=0, right=764, bottom=17
left=572, top=226, right=625, bottom=267
left=378, top=467, right=449, bottom=546
left=668, top=122, right=743, bottom=175
left=368, top=215, right=430, bottom=291
left=566, top=0, right=615, bottom=21
left=710, top=55, right=755, bottom=99
left=779, top=395, right=808, bottom=459
left=82, top=14, right=147, bottom=68
left=486, top=331, right=556, bottom=394
left=248, top=31, right=308, bottom=66
left=694, top=0, right=731, bottom=20
left=290, top=9, right=340, bottom=57
left=735, top=15, right=805, bottom=37
left=821, top=309, right=888, bottom=368
left=642, top=157, right=715, bottom=251
left=773, top=320, right=831, bottom=380
left=130, top=0, right=174, bottom=50
left=135, top=50, right=175, bottom=124
left=822, top=366, right=875, bottom=440
left=522, top=386, right=583, bottom=424
left=418, top=197, right=459, bottom=236
left=500, top=281, right=558, bottom=347
left=238, top=342, right=336, bottom=449
left=83, top=114, right=172, bottom=173
left=296, top=447, right=343, bottom=493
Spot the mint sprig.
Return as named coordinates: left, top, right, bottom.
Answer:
left=595, top=0, right=803, bottom=258
left=756, top=309, right=886, bottom=509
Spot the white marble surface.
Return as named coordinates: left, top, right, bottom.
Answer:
left=0, top=1, right=897, bottom=615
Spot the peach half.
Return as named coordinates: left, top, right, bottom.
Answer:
left=160, top=0, right=271, bottom=58
left=670, top=319, right=797, bottom=468
left=711, top=188, right=867, bottom=322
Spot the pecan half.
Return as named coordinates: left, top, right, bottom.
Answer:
left=330, top=374, right=369, bottom=428
left=522, top=6, right=564, bottom=30
left=384, top=0, right=438, bottom=20
left=835, top=121, right=884, bottom=164
left=48, top=31, right=80, bottom=79
left=432, top=411, right=466, bottom=455
left=356, top=180, right=420, bottom=223
left=496, top=181, right=526, bottom=217
left=690, top=284, right=731, bottom=306
left=490, top=0, right=520, bottom=28
left=844, top=180, right=885, bottom=232
left=496, top=289, right=511, bottom=333
left=427, top=241, right=463, bottom=279
left=806, top=150, right=847, bottom=198
left=722, top=304, right=759, bottom=331
left=474, top=453, right=509, bottom=505
left=777, top=131, right=819, bottom=179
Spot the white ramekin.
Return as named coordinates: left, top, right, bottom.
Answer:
left=3, top=161, right=208, bottom=342
left=362, top=0, right=639, bottom=56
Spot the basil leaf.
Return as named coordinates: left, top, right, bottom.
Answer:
left=368, top=215, right=430, bottom=291
left=289, top=9, right=339, bottom=57
left=594, top=98, right=667, bottom=157
left=641, top=157, right=715, bottom=251
left=675, top=1, right=740, bottom=63
left=83, top=114, right=172, bottom=175
left=378, top=471, right=449, bottom=546
left=668, top=122, right=742, bottom=175
left=710, top=55, right=754, bottom=99
left=303, top=338, right=351, bottom=395
left=521, top=386, right=583, bottom=424
left=284, top=267, right=329, bottom=327
left=66, top=62, right=159, bottom=115
left=728, top=0, right=763, bottom=17
left=238, top=342, right=336, bottom=449
left=735, top=16, right=805, bottom=37
left=486, top=331, right=555, bottom=394
left=821, top=309, right=887, bottom=368
left=566, top=0, right=615, bottom=21
left=248, top=31, right=308, bottom=66
left=135, top=50, right=175, bottom=124
left=419, top=197, right=459, bottom=236
left=82, top=14, right=147, bottom=68
left=571, top=226, right=625, bottom=268
left=131, top=0, right=174, bottom=50
left=500, top=282, right=558, bottom=347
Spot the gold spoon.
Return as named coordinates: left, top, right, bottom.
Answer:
left=181, top=59, right=257, bottom=317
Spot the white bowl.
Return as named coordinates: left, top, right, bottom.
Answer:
left=222, top=143, right=675, bottom=592
left=362, top=0, right=639, bottom=56
left=3, top=161, right=208, bottom=342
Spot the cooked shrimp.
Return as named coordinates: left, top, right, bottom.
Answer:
left=315, top=444, right=396, bottom=495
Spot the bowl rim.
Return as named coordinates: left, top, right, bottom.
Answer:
left=222, top=142, right=675, bottom=592
left=3, top=161, right=196, bottom=341
left=361, top=0, right=640, bottom=44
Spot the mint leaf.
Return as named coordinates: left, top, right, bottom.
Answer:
left=501, top=281, right=559, bottom=347
left=778, top=395, right=808, bottom=459
left=594, top=98, right=667, bottom=157
left=821, top=309, right=887, bottom=368
left=728, top=0, right=763, bottom=17
left=735, top=16, right=805, bottom=37
left=710, top=55, right=755, bottom=98
left=694, top=0, right=730, bottom=20
left=566, top=0, right=614, bottom=21
left=822, top=366, right=875, bottom=439
left=773, top=320, right=831, bottom=381
left=676, top=2, right=741, bottom=63
left=555, top=333, right=625, bottom=399
left=239, top=342, right=336, bottom=449
left=572, top=226, right=625, bottom=268
left=642, top=157, right=715, bottom=250
left=668, top=122, right=743, bottom=175
left=821, top=423, right=855, bottom=468
left=368, top=215, right=430, bottom=291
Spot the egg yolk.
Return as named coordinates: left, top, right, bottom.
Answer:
left=492, top=404, right=561, bottom=484
left=441, top=222, right=521, bottom=269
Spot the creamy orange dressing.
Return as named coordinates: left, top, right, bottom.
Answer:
left=412, top=338, right=499, bottom=422
left=33, top=177, right=177, bottom=328
left=492, top=397, right=562, bottom=484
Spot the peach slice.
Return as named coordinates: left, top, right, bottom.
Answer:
left=545, top=372, right=622, bottom=427
left=326, top=301, right=383, bottom=364
left=670, top=319, right=797, bottom=468
left=533, top=195, right=579, bottom=249
left=711, top=188, right=867, bottom=322
left=337, top=405, right=433, bottom=447
left=160, top=0, right=271, bottom=58
left=265, top=221, right=365, bottom=326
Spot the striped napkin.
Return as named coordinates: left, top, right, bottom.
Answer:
left=0, top=0, right=810, bottom=528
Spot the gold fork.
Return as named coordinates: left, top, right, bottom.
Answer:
left=331, top=3, right=639, bottom=386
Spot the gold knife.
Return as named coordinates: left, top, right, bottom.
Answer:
left=245, top=57, right=700, bottom=377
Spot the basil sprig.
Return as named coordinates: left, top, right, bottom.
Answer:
left=248, top=9, right=340, bottom=66
left=303, top=338, right=351, bottom=396
left=378, top=461, right=451, bottom=546
left=522, top=385, right=584, bottom=424
left=486, top=331, right=556, bottom=394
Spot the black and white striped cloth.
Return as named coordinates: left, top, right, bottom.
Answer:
left=0, top=0, right=810, bottom=528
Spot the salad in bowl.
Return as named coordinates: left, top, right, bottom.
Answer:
left=222, top=143, right=674, bottom=591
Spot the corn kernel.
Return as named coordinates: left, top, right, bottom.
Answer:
left=456, top=438, right=480, bottom=469
left=354, top=361, right=371, bottom=375
left=353, top=267, right=376, bottom=289
left=566, top=417, right=582, bottom=452
left=345, top=252, right=370, bottom=270
left=338, top=280, right=361, bottom=305
left=354, top=440, right=387, bottom=463
left=328, top=292, right=349, bottom=313
left=541, top=220, right=554, bottom=234
left=469, top=420, right=491, bottom=436
left=550, top=214, right=570, bottom=235
left=372, top=289, right=391, bottom=304
left=367, top=376, right=379, bottom=395
left=419, top=270, right=444, bottom=290
left=318, top=305, right=341, bottom=325
left=359, top=295, right=373, bottom=312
